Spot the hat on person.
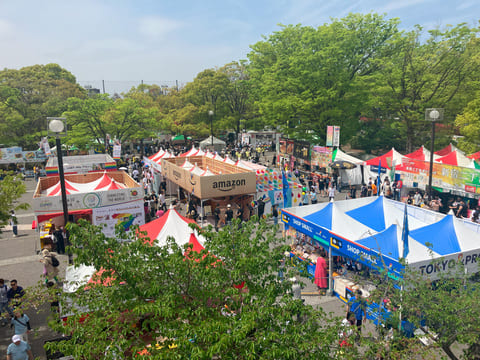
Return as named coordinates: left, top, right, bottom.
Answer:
left=12, top=335, right=22, bottom=343
left=227, top=204, right=231, bottom=208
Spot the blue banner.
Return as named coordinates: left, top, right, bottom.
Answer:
left=281, top=209, right=403, bottom=278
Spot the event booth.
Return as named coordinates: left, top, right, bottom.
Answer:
left=33, top=171, right=145, bottom=249
left=199, top=136, right=226, bottom=153
left=281, top=196, right=480, bottom=319
left=45, top=154, right=117, bottom=176
left=161, top=155, right=257, bottom=225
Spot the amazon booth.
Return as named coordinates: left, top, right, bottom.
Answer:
left=281, top=196, right=480, bottom=323
left=161, top=155, right=257, bottom=225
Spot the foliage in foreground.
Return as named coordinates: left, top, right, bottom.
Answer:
left=44, top=219, right=343, bottom=359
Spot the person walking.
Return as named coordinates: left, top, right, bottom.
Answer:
left=272, top=204, right=279, bottom=226
left=347, top=289, right=367, bottom=334
left=53, top=226, right=65, bottom=255
left=11, top=310, right=31, bottom=343
left=328, top=185, right=336, bottom=202
left=7, top=335, right=34, bottom=360
left=9, top=210, right=18, bottom=237
left=39, top=241, right=60, bottom=285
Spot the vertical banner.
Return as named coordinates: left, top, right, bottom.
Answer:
left=42, top=138, right=51, bottom=156
left=333, top=126, right=340, bottom=147
left=112, top=144, right=121, bottom=160
left=326, top=126, right=334, bottom=146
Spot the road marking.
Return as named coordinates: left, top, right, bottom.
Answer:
left=15, top=213, right=35, bottom=218
left=0, top=254, right=39, bottom=266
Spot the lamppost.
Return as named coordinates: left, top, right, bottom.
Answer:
left=425, top=108, right=444, bottom=201
left=47, top=117, right=72, bottom=264
left=208, top=110, right=214, bottom=146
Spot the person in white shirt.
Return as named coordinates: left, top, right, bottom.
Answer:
left=328, top=186, right=336, bottom=201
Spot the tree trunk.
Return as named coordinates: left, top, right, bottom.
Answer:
left=405, top=117, right=414, bottom=153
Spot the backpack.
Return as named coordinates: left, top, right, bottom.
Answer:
left=51, top=255, right=60, bottom=267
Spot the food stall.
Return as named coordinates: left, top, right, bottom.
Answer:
left=281, top=196, right=480, bottom=321
left=33, top=170, right=145, bottom=249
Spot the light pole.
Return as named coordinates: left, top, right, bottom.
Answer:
left=425, top=108, right=443, bottom=201
left=47, top=117, right=73, bottom=264
left=208, top=110, right=214, bottom=146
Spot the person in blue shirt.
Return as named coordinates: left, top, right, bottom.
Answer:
left=347, top=289, right=367, bottom=332
left=11, top=310, right=31, bottom=343
left=6, top=334, right=33, bottom=360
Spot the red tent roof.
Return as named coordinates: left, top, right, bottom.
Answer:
left=364, top=149, right=404, bottom=169
left=187, top=233, right=205, bottom=253
left=94, top=172, right=113, bottom=190
left=139, top=209, right=204, bottom=247
left=434, top=143, right=455, bottom=156
left=435, top=151, right=458, bottom=166
left=468, top=151, right=480, bottom=160
left=405, top=146, right=429, bottom=161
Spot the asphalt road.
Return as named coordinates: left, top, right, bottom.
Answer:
left=0, top=170, right=369, bottom=359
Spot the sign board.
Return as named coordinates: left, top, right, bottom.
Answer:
left=293, top=140, right=310, bottom=162
left=112, top=144, right=121, bottom=160
left=33, top=186, right=144, bottom=214
left=333, top=126, right=340, bottom=147
left=0, top=146, right=47, bottom=164
left=92, top=201, right=145, bottom=238
left=311, top=146, right=332, bottom=168
left=326, top=126, right=334, bottom=147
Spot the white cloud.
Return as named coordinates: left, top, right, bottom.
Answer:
left=377, top=0, right=433, bottom=14
left=0, top=18, right=13, bottom=38
left=138, top=16, right=184, bottom=39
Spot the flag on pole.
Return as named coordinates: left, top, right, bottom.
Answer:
left=402, top=203, right=410, bottom=259
left=282, top=170, right=290, bottom=208
left=377, top=159, right=381, bottom=196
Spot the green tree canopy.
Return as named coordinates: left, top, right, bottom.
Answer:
left=0, top=64, right=85, bottom=148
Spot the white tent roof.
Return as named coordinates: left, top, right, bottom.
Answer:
left=63, top=264, right=96, bottom=293
left=200, top=136, right=226, bottom=147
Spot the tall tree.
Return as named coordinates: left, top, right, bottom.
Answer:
left=219, top=61, right=252, bottom=139
left=0, top=64, right=85, bottom=148
left=63, top=94, right=114, bottom=150
left=362, top=23, right=480, bottom=152
left=247, top=13, right=400, bottom=143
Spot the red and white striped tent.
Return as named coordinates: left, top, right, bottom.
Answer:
left=139, top=208, right=206, bottom=248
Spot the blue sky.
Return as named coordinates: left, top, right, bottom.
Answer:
left=0, top=0, right=479, bottom=93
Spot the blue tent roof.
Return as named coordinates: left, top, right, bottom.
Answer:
left=409, top=215, right=460, bottom=255
left=304, top=202, right=333, bottom=229
left=346, top=197, right=385, bottom=232
left=356, top=224, right=399, bottom=260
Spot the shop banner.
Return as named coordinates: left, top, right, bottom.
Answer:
left=0, top=146, right=47, bottom=163
left=293, top=140, right=310, bottom=162
left=397, top=158, right=480, bottom=194
left=326, top=126, right=334, bottom=147
left=333, top=126, right=340, bottom=147
left=311, top=146, right=332, bottom=168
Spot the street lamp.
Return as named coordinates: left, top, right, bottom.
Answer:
left=47, top=117, right=72, bottom=264
left=208, top=110, right=214, bottom=146
left=425, top=108, right=444, bottom=201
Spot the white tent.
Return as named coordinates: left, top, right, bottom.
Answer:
left=334, top=149, right=363, bottom=186
left=199, top=136, right=226, bottom=152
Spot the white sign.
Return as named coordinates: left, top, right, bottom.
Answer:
left=333, top=126, right=340, bottom=147
left=113, top=144, right=121, bottom=160
left=33, top=187, right=144, bottom=213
